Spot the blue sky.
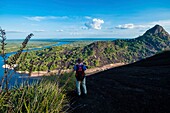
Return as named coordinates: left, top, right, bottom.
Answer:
left=0, top=0, right=170, bottom=39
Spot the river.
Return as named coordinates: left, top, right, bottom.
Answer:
left=0, top=42, right=70, bottom=88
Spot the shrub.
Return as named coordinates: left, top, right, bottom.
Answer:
left=0, top=76, right=70, bottom=113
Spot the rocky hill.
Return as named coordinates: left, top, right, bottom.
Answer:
left=80, top=25, right=170, bottom=66
left=12, top=25, right=170, bottom=71
left=69, top=51, right=170, bottom=113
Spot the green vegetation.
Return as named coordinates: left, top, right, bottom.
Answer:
left=1, top=25, right=170, bottom=113
left=4, top=40, right=58, bottom=53
left=3, top=39, right=94, bottom=53
left=62, top=41, right=94, bottom=48
left=0, top=28, right=76, bottom=112
left=7, top=41, right=96, bottom=71
left=10, top=25, right=170, bottom=72
left=0, top=74, right=76, bottom=113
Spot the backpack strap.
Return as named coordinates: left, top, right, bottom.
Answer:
left=75, top=65, right=79, bottom=72
left=76, top=64, right=84, bottom=71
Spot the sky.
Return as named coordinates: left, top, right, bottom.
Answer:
left=0, top=0, right=170, bottom=39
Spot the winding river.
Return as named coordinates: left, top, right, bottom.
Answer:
left=0, top=42, right=70, bottom=88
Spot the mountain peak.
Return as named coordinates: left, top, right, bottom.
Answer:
left=143, top=24, right=168, bottom=36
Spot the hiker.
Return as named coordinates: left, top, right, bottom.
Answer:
left=73, top=58, right=87, bottom=96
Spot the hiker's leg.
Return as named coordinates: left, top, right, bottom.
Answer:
left=82, top=77, right=87, bottom=94
left=76, top=79, right=81, bottom=96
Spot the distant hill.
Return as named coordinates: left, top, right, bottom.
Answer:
left=11, top=25, right=170, bottom=71
left=76, top=24, right=170, bottom=66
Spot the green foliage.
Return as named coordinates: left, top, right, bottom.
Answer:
left=0, top=73, right=76, bottom=113
left=4, top=40, right=58, bottom=53
left=0, top=29, right=77, bottom=113
left=94, top=60, right=100, bottom=67
left=7, top=26, right=170, bottom=72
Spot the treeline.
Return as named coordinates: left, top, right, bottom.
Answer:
left=8, top=25, right=170, bottom=72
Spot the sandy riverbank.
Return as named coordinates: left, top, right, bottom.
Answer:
left=17, top=63, right=125, bottom=77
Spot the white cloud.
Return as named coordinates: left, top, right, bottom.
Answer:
left=25, top=16, right=46, bottom=21
left=115, top=24, right=134, bottom=29
left=25, top=16, right=68, bottom=21
left=135, top=25, right=148, bottom=28
left=85, top=18, right=104, bottom=30
left=33, top=30, right=45, bottom=32
left=115, top=20, right=170, bottom=30
left=115, top=23, right=149, bottom=29
left=56, top=30, right=64, bottom=32
left=84, top=16, right=92, bottom=19
left=81, top=26, right=88, bottom=30
left=6, top=30, right=26, bottom=33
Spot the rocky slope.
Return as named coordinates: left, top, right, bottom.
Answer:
left=69, top=51, right=170, bottom=113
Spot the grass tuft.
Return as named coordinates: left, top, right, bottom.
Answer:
left=0, top=75, right=71, bottom=113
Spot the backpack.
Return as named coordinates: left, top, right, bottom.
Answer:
left=75, top=64, right=85, bottom=81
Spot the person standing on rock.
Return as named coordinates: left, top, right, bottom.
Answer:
left=73, top=58, right=87, bottom=96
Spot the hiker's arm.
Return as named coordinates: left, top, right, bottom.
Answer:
left=73, top=65, right=76, bottom=71
left=83, top=65, right=87, bottom=71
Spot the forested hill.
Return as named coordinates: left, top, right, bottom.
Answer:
left=11, top=25, right=170, bottom=71
left=80, top=24, right=170, bottom=65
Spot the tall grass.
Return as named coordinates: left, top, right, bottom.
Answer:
left=0, top=77, right=68, bottom=113
left=0, top=72, right=76, bottom=113
left=0, top=28, right=76, bottom=112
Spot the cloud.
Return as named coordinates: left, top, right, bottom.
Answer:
left=6, top=30, right=26, bottom=33
left=84, top=16, right=92, bottom=19
left=115, top=24, right=135, bottom=29
left=81, top=27, right=88, bottom=30
left=115, top=23, right=149, bottom=29
left=115, top=20, right=170, bottom=30
left=25, top=16, right=46, bottom=21
left=56, top=30, right=64, bottom=32
left=33, top=30, right=45, bottom=32
left=85, top=18, right=104, bottom=30
left=25, top=16, right=68, bottom=21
